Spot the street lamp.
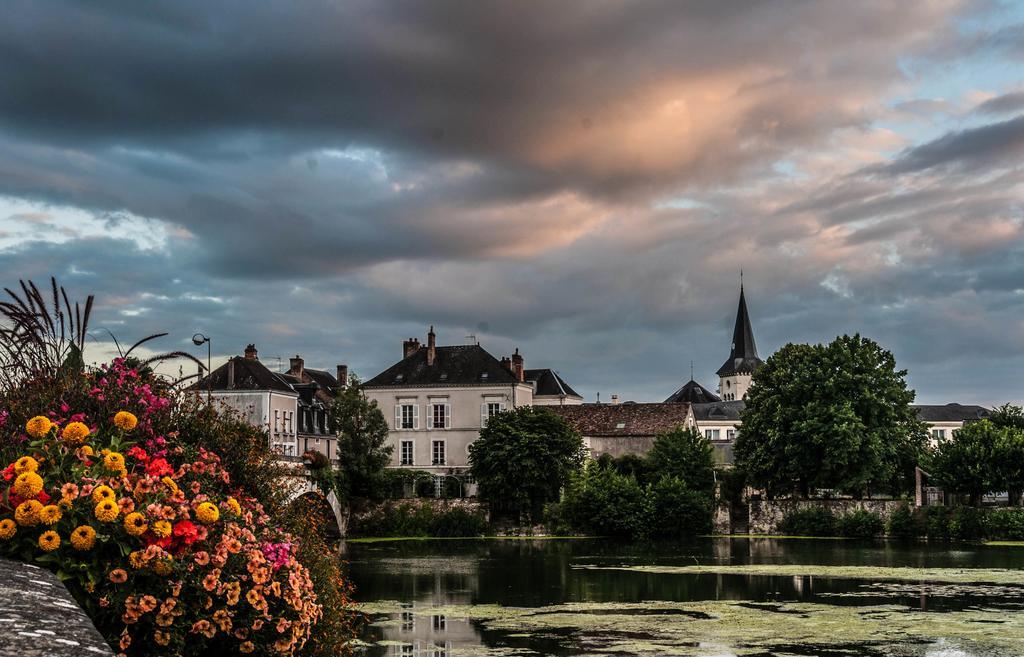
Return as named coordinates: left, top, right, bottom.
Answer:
left=192, top=333, right=211, bottom=403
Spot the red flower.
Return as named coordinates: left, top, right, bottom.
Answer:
left=36, top=490, right=51, bottom=504
left=127, top=446, right=149, bottom=463
left=145, top=458, right=173, bottom=477
left=2, top=464, right=14, bottom=482
left=173, top=520, right=200, bottom=546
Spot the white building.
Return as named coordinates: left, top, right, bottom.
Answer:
left=363, top=328, right=581, bottom=478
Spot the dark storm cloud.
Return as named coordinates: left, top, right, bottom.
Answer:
left=975, top=91, right=1024, bottom=115
left=885, top=114, right=1024, bottom=173
left=0, top=0, right=1022, bottom=405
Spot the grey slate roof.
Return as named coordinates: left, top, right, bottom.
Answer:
left=717, top=285, right=764, bottom=377
left=913, top=403, right=991, bottom=422
left=363, top=344, right=518, bottom=388
left=191, top=356, right=296, bottom=393
left=665, top=379, right=721, bottom=404
left=692, top=400, right=746, bottom=422
left=525, top=368, right=582, bottom=399
left=0, top=558, right=113, bottom=656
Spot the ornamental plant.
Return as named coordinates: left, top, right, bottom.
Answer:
left=0, top=358, right=335, bottom=656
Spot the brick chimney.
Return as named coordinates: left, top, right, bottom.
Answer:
left=336, top=364, right=348, bottom=388
left=511, top=348, right=524, bottom=383
left=289, top=355, right=304, bottom=378
left=426, top=325, right=436, bottom=366
left=403, top=338, right=421, bottom=359
left=244, top=344, right=258, bottom=360
left=500, top=356, right=513, bottom=374
left=611, top=394, right=620, bottom=405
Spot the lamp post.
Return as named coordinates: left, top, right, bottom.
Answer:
left=192, top=333, right=211, bottom=404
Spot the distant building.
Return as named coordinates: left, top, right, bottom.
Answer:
left=914, top=403, right=991, bottom=443
left=191, top=344, right=343, bottom=460
left=363, top=327, right=566, bottom=479
left=525, top=368, right=584, bottom=406
left=548, top=402, right=697, bottom=460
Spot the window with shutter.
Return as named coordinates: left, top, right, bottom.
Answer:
left=444, top=403, right=451, bottom=429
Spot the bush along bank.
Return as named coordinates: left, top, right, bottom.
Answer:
left=348, top=500, right=490, bottom=538
left=776, top=504, right=1024, bottom=540
left=545, top=462, right=713, bottom=539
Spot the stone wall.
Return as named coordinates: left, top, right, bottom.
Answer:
left=0, top=558, right=112, bottom=656
left=748, top=499, right=907, bottom=535
left=350, top=497, right=489, bottom=528
left=712, top=503, right=732, bottom=534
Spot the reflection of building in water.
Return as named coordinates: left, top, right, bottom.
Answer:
left=390, top=640, right=452, bottom=657
left=382, top=560, right=482, bottom=656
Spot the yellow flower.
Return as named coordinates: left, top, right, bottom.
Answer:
left=38, top=505, right=62, bottom=526
left=123, top=512, right=148, bottom=536
left=91, top=485, right=115, bottom=503
left=14, top=456, right=39, bottom=475
left=12, top=471, right=43, bottom=498
left=226, top=497, right=242, bottom=516
left=25, top=416, right=52, bottom=438
left=57, top=498, right=72, bottom=511
left=14, top=500, right=42, bottom=526
left=152, top=557, right=173, bottom=576
left=161, top=476, right=178, bottom=494
left=103, top=452, right=126, bottom=473
left=94, top=500, right=119, bottom=522
left=38, top=530, right=60, bottom=552
left=78, top=445, right=94, bottom=458
left=0, top=519, right=16, bottom=539
left=195, top=502, right=220, bottom=524
left=113, top=411, right=138, bottom=431
left=128, top=551, right=145, bottom=569
left=151, top=520, right=172, bottom=538
left=61, top=421, right=90, bottom=444
left=70, top=525, right=96, bottom=551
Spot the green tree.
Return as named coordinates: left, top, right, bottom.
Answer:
left=645, top=427, right=716, bottom=495
left=646, top=476, right=713, bottom=537
left=330, top=376, right=392, bottom=501
left=990, top=403, right=1024, bottom=431
left=734, top=335, right=926, bottom=498
left=560, top=462, right=649, bottom=537
left=469, top=406, right=586, bottom=522
left=926, top=419, right=1002, bottom=506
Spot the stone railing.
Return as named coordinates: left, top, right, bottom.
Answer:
left=0, top=558, right=112, bottom=656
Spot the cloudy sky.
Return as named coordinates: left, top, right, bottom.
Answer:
left=2, top=0, right=1023, bottom=405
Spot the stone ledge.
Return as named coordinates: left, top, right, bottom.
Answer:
left=0, top=558, right=112, bottom=656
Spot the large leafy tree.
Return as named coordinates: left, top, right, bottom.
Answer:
left=734, top=335, right=927, bottom=498
left=469, top=406, right=585, bottom=522
left=988, top=405, right=1024, bottom=506
left=927, top=419, right=1003, bottom=505
left=645, top=427, right=716, bottom=495
left=330, top=376, right=392, bottom=501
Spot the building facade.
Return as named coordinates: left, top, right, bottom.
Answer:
left=192, top=344, right=343, bottom=460
left=362, top=328, right=542, bottom=479
left=548, top=402, right=697, bottom=459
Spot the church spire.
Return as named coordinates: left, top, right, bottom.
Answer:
left=716, top=280, right=763, bottom=377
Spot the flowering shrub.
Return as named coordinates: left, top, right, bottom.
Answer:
left=0, top=359, right=332, bottom=656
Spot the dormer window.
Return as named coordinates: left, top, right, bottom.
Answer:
left=615, top=422, right=626, bottom=429
left=480, top=372, right=489, bottom=381
left=439, top=373, right=448, bottom=381
left=395, top=374, right=404, bottom=383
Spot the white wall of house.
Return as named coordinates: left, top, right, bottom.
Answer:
left=365, top=383, right=534, bottom=474
left=532, top=395, right=584, bottom=406
left=210, top=390, right=299, bottom=456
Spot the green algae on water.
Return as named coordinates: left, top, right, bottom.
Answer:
left=572, top=563, right=1024, bottom=585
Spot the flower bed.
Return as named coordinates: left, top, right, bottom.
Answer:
left=0, top=358, right=343, bottom=656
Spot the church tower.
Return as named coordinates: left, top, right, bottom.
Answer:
left=716, top=281, right=763, bottom=401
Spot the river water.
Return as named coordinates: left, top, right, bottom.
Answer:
left=345, top=537, right=1024, bottom=657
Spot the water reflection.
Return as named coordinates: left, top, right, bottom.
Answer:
left=346, top=538, right=1024, bottom=656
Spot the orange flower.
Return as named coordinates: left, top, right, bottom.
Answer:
left=25, top=416, right=52, bottom=438
left=14, top=456, right=39, bottom=475
left=71, top=525, right=96, bottom=551
left=109, top=568, right=128, bottom=584
left=138, top=595, right=158, bottom=613
left=154, top=631, right=170, bottom=646
left=151, top=520, right=172, bottom=538
left=239, top=641, right=255, bottom=653
left=113, top=411, right=138, bottom=431
left=15, top=500, right=42, bottom=526
left=118, top=497, right=135, bottom=514
left=0, top=519, right=17, bottom=539
left=94, top=499, right=119, bottom=522
left=61, top=421, right=90, bottom=444
left=38, top=530, right=60, bottom=552
left=123, top=512, right=148, bottom=536
left=12, top=471, right=43, bottom=498
left=91, top=485, right=115, bottom=503
left=60, top=482, right=80, bottom=500
left=103, top=451, right=126, bottom=473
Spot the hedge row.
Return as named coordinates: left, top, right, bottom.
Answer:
left=350, top=502, right=490, bottom=537
left=778, top=505, right=1024, bottom=540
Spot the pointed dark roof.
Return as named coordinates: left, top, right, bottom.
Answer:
left=717, top=285, right=764, bottom=377
left=524, top=368, right=582, bottom=399
left=665, top=379, right=721, bottom=404
left=189, top=356, right=296, bottom=393
left=362, top=344, right=519, bottom=388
